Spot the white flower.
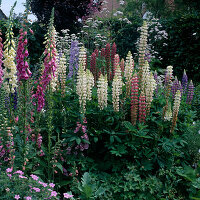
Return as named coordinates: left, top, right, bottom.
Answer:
left=119, top=0, right=125, bottom=5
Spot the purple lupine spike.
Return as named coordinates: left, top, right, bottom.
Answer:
left=11, top=88, right=18, bottom=110
left=186, top=80, right=195, bottom=104
left=68, top=40, right=79, bottom=79
left=178, top=81, right=183, bottom=96
left=171, top=77, right=179, bottom=98
left=182, top=69, right=188, bottom=93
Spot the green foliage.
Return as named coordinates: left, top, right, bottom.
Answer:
left=152, top=12, right=200, bottom=82
left=0, top=169, right=59, bottom=199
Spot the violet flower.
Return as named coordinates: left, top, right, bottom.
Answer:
left=182, top=69, right=188, bottom=93
left=186, top=80, right=195, bottom=104
left=68, top=40, right=79, bottom=79
left=171, top=77, right=179, bottom=98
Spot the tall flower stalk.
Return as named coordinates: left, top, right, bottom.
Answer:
left=170, top=90, right=181, bottom=133
left=68, top=40, right=79, bottom=80
left=97, top=74, right=108, bottom=110
left=0, top=30, right=3, bottom=87
left=131, top=74, right=139, bottom=125
left=124, top=51, right=134, bottom=97
left=3, top=13, right=17, bottom=94
left=139, top=92, right=146, bottom=123
left=186, top=80, right=194, bottom=104
left=112, top=71, right=123, bottom=112
left=138, top=21, right=148, bottom=87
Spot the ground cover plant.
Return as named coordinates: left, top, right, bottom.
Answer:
left=0, top=1, right=200, bottom=200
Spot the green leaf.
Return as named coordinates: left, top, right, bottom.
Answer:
left=31, top=170, right=43, bottom=176
left=94, top=137, right=98, bottom=143
left=110, top=136, right=114, bottom=144
left=76, top=138, right=81, bottom=144
left=52, top=162, right=63, bottom=173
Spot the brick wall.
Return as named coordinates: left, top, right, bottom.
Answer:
left=94, top=0, right=121, bottom=18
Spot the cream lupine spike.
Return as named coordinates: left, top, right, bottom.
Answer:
left=97, top=74, right=108, bottom=110
left=114, top=55, right=123, bottom=94
left=59, top=54, right=67, bottom=96
left=124, top=51, right=134, bottom=96
left=141, top=61, right=150, bottom=92
left=112, top=74, right=123, bottom=112
left=165, top=65, right=173, bottom=84
left=3, top=27, right=17, bottom=93
left=170, top=90, right=181, bottom=133
left=86, top=69, right=94, bottom=101
left=164, top=102, right=172, bottom=121
left=145, top=72, right=157, bottom=113
left=76, top=66, right=87, bottom=113
left=79, top=46, right=87, bottom=70
left=138, top=21, right=148, bottom=85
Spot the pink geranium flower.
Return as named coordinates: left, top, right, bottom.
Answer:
left=14, top=195, right=20, bottom=199
left=63, top=193, right=73, bottom=199
left=30, top=174, right=39, bottom=181
left=51, top=191, right=57, bottom=197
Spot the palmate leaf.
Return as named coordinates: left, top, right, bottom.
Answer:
left=123, top=121, right=152, bottom=139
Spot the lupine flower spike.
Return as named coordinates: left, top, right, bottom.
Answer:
left=86, top=69, right=94, bottom=101
left=131, top=74, right=139, bottom=125
left=97, top=74, right=108, bottom=110
left=79, top=46, right=87, bottom=70
left=186, top=80, right=194, bottom=104
left=163, top=66, right=173, bottom=119
left=170, top=90, right=181, bottom=133
left=171, top=76, right=179, bottom=98
left=124, top=51, right=134, bottom=97
left=112, top=71, right=123, bottom=112
left=139, top=92, right=146, bottom=123
left=145, top=72, right=156, bottom=114
left=164, top=102, right=172, bottom=121
left=141, top=61, right=150, bottom=92
left=68, top=40, right=79, bottom=79
left=76, top=64, right=87, bottom=113
left=182, top=69, right=188, bottom=93
left=58, top=54, right=67, bottom=96
left=138, top=21, right=148, bottom=86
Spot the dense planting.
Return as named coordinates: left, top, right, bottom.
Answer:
left=0, top=2, right=200, bottom=200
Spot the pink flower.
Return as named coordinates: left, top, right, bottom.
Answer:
left=19, top=175, right=27, bottom=179
left=6, top=167, right=13, bottom=173
left=51, top=191, right=57, bottom=197
left=25, top=197, right=32, bottom=200
left=63, top=193, right=73, bottom=199
left=38, top=181, right=47, bottom=187
left=30, top=174, right=39, bottom=181
left=29, top=29, right=34, bottom=34
left=7, top=174, right=12, bottom=178
left=33, top=187, right=40, bottom=192
left=15, top=116, right=19, bottom=123
left=15, top=195, right=20, bottom=199
left=14, top=170, right=24, bottom=175
left=49, top=183, right=55, bottom=188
